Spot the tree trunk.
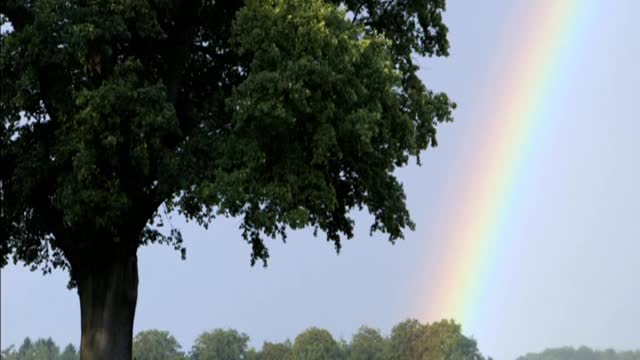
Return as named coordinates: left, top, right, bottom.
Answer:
left=76, top=250, right=139, bottom=360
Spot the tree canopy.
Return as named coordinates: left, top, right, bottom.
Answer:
left=292, top=327, right=344, bottom=360
left=190, top=329, right=250, bottom=360
left=132, top=330, right=185, bottom=360
left=1, top=0, right=454, bottom=270
left=249, top=341, right=293, bottom=360
left=348, top=326, right=386, bottom=360
left=386, top=319, right=486, bottom=360
left=1, top=338, right=76, bottom=360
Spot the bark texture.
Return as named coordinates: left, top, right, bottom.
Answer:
left=76, top=251, right=138, bottom=360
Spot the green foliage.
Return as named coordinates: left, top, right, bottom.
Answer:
left=190, top=329, right=250, bottom=360
left=17, top=338, right=58, bottom=360
left=292, top=327, right=344, bottom=360
left=1, top=0, right=455, bottom=273
left=0, top=320, right=491, bottom=360
left=517, top=346, right=640, bottom=360
left=252, top=341, right=293, bottom=360
left=0, top=346, right=18, bottom=360
left=132, top=329, right=185, bottom=360
left=5, top=331, right=640, bottom=360
left=0, top=338, right=77, bottom=360
left=386, top=319, right=486, bottom=360
left=348, top=326, right=386, bottom=360
left=58, top=345, right=77, bottom=360
left=418, top=320, right=485, bottom=360
left=386, top=319, right=424, bottom=360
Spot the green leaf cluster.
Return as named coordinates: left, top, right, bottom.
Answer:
left=1, top=338, right=77, bottom=360
left=132, top=330, right=185, bottom=360
left=190, top=329, right=250, bottom=360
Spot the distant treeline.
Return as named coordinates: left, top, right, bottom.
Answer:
left=2, top=319, right=490, bottom=359
left=4, top=321, right=638, bottom=360
left=517, top=347, right=640, bottom=360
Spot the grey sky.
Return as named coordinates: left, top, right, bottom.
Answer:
left=2, top=1, right=639, bottom=359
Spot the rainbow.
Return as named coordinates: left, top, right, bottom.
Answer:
left=420, top=0, right=595, bottom=331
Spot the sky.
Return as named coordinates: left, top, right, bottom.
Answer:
left=2, top=1, right=639, bottom=359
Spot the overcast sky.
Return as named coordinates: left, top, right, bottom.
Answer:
left=2, top=1, right=639, bottom=359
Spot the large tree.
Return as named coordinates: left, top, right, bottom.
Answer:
left=0, top=0, right=454, bottom=358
